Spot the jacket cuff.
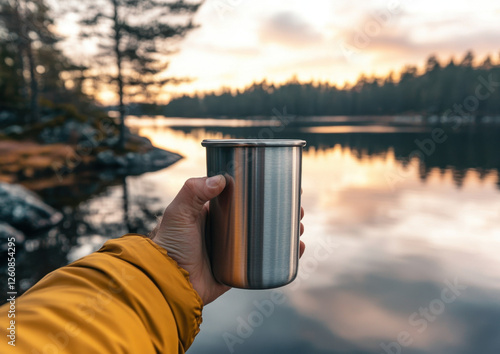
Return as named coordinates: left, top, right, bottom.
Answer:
left=97, top=234, right=203, bottom=351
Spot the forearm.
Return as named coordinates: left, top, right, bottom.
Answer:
left=0, top=234, right=203, bottom=354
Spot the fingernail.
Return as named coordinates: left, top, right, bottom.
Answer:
left=206, top=175, right=223, bottom=188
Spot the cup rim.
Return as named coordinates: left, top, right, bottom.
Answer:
left=201, top=139, right=306, bottom=147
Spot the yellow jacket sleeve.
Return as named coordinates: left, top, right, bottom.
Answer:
left=0, top=234, right=203, bottom=353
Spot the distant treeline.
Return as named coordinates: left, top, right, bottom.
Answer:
left=155, top=51, right=500, bottom=117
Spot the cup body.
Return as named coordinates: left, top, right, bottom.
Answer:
left=202, top=139, right=306, bottom=289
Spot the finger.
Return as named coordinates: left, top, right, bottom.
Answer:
left=300, top=222, right=304, bottom=235
left=168, top=175, right=226, bottom=218
left=299, top=241, right=305, bottom=258
left=301, top=207, right=304, bottom=220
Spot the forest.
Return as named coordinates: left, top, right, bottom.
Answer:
left=161, top=52, right=500, bottom=117
left=1, top=2, right=499, bottom=121
left=0, top=0, right=199, bottom=149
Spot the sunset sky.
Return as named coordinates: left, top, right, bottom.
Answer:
left=58, top=0, right=500, bottom=103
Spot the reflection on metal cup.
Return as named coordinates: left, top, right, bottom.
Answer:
left=201, top=139, right=306, bottom=289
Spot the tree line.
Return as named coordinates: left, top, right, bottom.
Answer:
left=2, top=2, right=499, bottom=123
left=162, top=51, right=500, bottom=117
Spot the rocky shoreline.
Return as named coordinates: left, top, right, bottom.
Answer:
left=0, top=112, right=182, bottom=182
left=0, top=111, right=182, bottom=250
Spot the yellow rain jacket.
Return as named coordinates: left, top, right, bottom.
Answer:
left=0, top=234, right=203, bottom=353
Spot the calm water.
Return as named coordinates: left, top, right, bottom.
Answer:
left=10, top=117, right=500, bottom=353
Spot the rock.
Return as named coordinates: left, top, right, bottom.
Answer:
left=147, top=148, right=182, bottom=167
left=101, top=136, right=119, bottom=147
left=123, top=148, right=182, bottom=172
left=115, top=156, right=127, bottom=167
left=126, top=133, right=153, bottom=149
left=95, top=147, right=182, bottom=175
left=0, top=110, right=17, bottom=127
left=1, top=125, right=24, bottom=136
left=96, top=150, right=127, bottom=167
left=0, top=222, right=25, bottom=252
left=0, top=183, right=63, bottom=233
left=38, top=119, right=102, bottom=145
left=125, top=152, right=136, bottom=161
left=96, top=150, right=117, bottom=166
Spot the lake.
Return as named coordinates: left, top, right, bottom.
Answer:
left=12, top=116, right=500, bottom=353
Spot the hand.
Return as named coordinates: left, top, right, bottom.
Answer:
left=151, top=175, right=306, bottom=305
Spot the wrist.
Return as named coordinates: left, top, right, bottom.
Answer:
left=150, top=235, right=206, bottom=303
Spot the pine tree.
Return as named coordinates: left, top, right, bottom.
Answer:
left=0, top=0, right=59, bottom=122
left=79, top=0, right=202, bottom=150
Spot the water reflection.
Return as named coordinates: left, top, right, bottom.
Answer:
left=159, top=119, right=500, bottom=190
left=4, top=118, right=500, bottom=353
left=301, top=126, right=428, bottom=133
left=138, top=122, right=500, bottom=354
left=2, top=175, right=163, bottom=294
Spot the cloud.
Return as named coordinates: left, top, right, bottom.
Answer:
left=368, top=31, right=500, bottom=58
left=259, top=11, right=323, bottom=47
left=337, top=10, right=500, bottom=64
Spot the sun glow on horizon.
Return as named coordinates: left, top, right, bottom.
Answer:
left=56, top=0, right=500, bottom=105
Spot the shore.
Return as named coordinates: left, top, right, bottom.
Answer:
left=0, top=119, right=182, bottom=244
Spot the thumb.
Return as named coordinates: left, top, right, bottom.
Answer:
left=169, top=175, right=226, bottom=217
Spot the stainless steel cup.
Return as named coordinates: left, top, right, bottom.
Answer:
left=201, top=139, right=306, bottom=289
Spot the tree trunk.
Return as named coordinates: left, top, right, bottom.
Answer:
left=16, top=45, right=28, bottom=103
left=16, top=0, right=39, bottom=123
left=13, top=0, right=29, bottom=123
left=112, top=0, right=125, bottom=151
left=25, top=38, right=39, bottom=123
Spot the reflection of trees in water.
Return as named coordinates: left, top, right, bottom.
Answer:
left=10, top=177, right=163, bottom=297
left=33, top=174, right=163, bottom=235
left=171, top=124, right=500, bottom=189
left=121, top=176, right=162, bottom=235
